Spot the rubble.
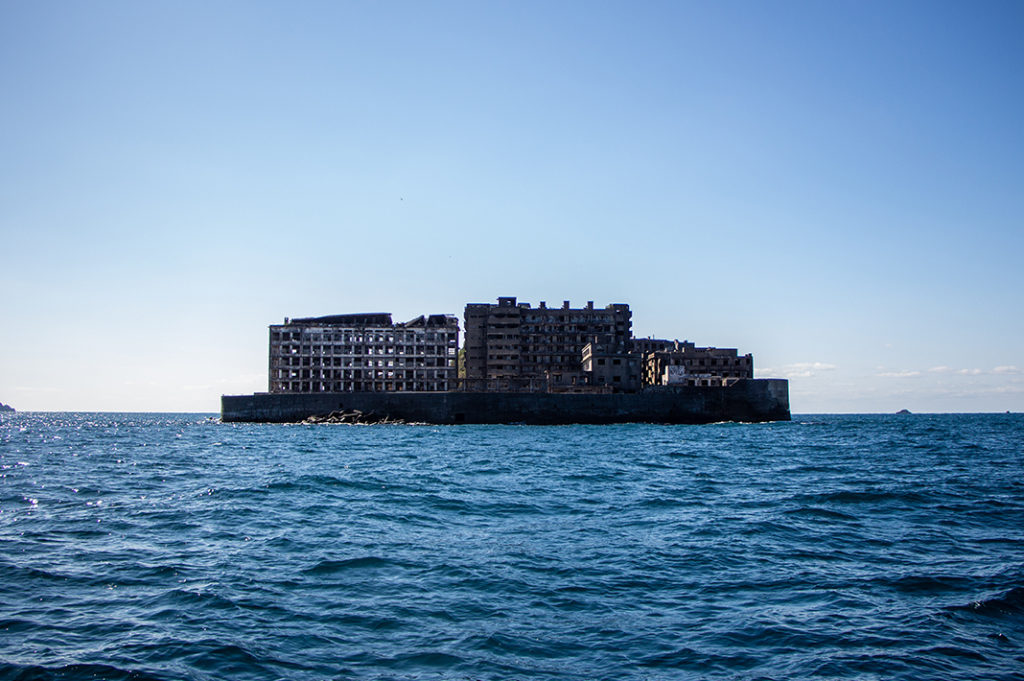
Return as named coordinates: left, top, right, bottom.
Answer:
left=301, top=409, right=407, bottom=425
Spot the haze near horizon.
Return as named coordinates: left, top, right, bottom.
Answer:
left=1, top=1, right=1022, bottom=414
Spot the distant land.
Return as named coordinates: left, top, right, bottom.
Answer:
left=0, top=402, right=15, bottom=413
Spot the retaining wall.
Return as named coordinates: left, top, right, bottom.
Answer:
left=221, top=379, right=790, bottom=424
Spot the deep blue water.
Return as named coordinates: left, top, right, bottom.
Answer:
left=1, top=413, right=1022, bottom=681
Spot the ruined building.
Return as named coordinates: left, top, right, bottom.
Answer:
left=581, top=342, right=642, bottom=392
left=268, top=313, right=458, bottom=393
left=638, top=339, right=754, bottom=387
left=463, top=297, right=633, bottom=391
left=266, top=298, right=756, bottom=396
left=230, top=299, right=789, bottom=422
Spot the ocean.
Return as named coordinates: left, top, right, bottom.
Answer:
left=1, top=413, right=1022, bottom=680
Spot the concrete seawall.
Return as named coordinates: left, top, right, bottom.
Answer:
left=221, top=379, right=790, bottom=424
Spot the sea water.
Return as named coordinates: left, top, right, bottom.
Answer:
left=1, top=413, right=1022, bottom=680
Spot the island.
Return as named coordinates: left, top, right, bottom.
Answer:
left=222, top=296, right=791, bottom=424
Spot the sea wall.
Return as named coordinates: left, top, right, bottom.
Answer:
left=221, top=378, right=789, bottom=424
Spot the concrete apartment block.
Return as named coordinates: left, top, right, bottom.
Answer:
left=268, top=313, right=459, bottom=393
left=464, top=297, right=632, bottom=391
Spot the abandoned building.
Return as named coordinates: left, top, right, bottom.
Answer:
left=581, top=342, right=641, bottom=392
left=265, top=297, right=756, bottom=395
left=463, top=297, right=633, bottom=391
left=639, top=339, right=754, bottom=387
left=268, top=313, right=459, bottom=393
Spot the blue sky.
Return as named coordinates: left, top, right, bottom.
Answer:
left=2, top=0, right=1022, bottom=413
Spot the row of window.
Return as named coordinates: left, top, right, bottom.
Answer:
left=272, top=331, right=456, bottom=344
left=273, top=357, right=454, bottom=368
left=484, top=334, right=623, bottom=345
left=487, top=355, right=609, bottom=365
left=274, top=369, right=451, bottom=379
left=272, top=345, right=455, bottom=357
left=272, top=381, right=453, bottom=393
left=521, top=314, right=623, bottom=323
left=661, top=357, right=750, bottom=367
left=274, top=368, right=450, bottom=378
left=518, top=324, right=622, bottom=333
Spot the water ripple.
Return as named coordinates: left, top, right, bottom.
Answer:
left=1, top=412, right=1022, bottom=680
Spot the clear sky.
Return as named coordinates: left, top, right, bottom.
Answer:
left=2, top=0, right=1022, bottom=413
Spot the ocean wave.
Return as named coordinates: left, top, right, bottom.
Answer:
left=0, top=663, right=170, bottom=681
left=301, top=555, right=404, bottom=574
left=3, top=412, right=1023, bottom=681
left=947, top=586, right=1024, bottom=617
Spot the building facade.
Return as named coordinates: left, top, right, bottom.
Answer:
left=581, top=342, right=641, bottom=392
left=463, top=297, right=632, bottom=391
left=639, top=339, right=754, bottom=387
left=269, top=313, right=458, bottom=393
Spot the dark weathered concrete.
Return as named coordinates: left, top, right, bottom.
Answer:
left=221, top=379, right=790, bottom=424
